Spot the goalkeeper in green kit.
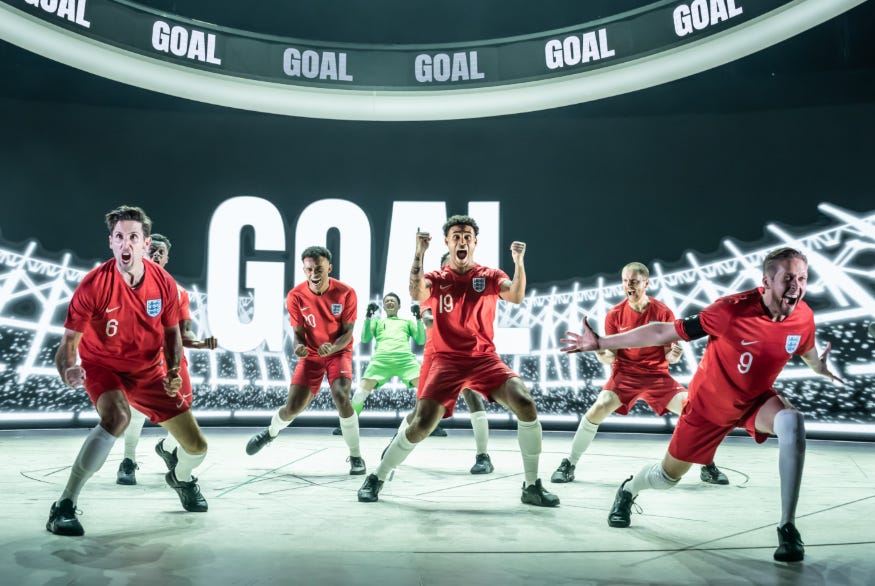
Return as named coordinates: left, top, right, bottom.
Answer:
left=351, top=293, right=427, bottom=415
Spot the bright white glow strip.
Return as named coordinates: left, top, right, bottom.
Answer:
left=231, top=410, right=277, bottom=418
left=846, top=364, right=875, bottom=375
left=0, top=412, right=74, bottom=422
left=0, top=0, right=866, bottom=121
left=534, top=414, right=582, bottom=424
left=193, top=410, right=233, bottom=419
left=805, top=422, right=875, bottom=435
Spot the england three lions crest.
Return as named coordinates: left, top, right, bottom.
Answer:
left=146, top=298, right=162, bottom=317
left=472, top=277, right=486, bottom=293
left=331, top=303, right=343, bottom=316
left=785, top=335, right=801, bottom=354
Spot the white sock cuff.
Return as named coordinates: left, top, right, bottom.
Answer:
left=470, top=411, right=487, bottom=422
left=269, top=411, right=292, bottom=437
left=580, top=417, right=599, bottom=432
left=94, top=424, right=116, bottom=442
left=398, top=429, right=415, bottom=450
left=517, top=418, right=540, bottom=430
left=339, top=413, right=358, bottom=426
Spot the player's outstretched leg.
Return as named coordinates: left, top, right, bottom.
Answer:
left=608, top=476, right=636, bottom=528
left=247, top=410, right=292, bottom=455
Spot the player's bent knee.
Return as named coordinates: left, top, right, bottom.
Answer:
left=774, top=409, right=806, bottom=452
left=646, top=462, right=680, bottom=491
left=100, top=408, right=131, bottom=435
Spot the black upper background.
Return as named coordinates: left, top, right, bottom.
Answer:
left=1, top=0, right=873, bottom=290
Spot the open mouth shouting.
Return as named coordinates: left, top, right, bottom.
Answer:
left=783, top=292, right=800, bottom=307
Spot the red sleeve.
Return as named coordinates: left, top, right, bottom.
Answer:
left=65, top=280, right=96, bottom=333
left=179, top=288, right=192, bottom=321
left=698, top=299, right=731, bottom=337
left=287, top=290, right=301, bottom=327
left=160, top=272, right=180, bottom=328
left=491, top=268, right=510, bottom=294
left=604, top=311, right=617, bottom=336
left=342, top=287, right=357, bottom=323
left=424, top=270, right=442, bottom=301
left=673, top=319, right=690, bottom=341
left=796, top=310, right=817, bottom=356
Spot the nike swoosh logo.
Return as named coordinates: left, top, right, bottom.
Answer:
left=106, top=307, right=120, bottom=313
left=300, top=307, right=309, bottom=311
left=440, top=285, right=452, bottom=290
left=619, top=326, right=630, bottom=331
left=741, top=340, right=758, bottom=346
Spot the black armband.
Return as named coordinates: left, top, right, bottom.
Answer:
left=680, top=315, right=707, bottom=340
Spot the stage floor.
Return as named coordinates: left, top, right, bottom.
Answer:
left=2, top=426, right=873, bottom=585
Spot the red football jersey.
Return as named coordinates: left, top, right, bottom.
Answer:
left=65, top=259, right=180, bottom=373
left=605, top=297, right=674, bottom=376
left=424, top=264, right=509, bottom=356
left=675, top=288, right=816, bottom=425
left=286, top=278, right=357, bottom=356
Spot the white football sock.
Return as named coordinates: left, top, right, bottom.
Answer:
left=470, top=411, right=489, bottom=455
left=774, top=409, right=806, bottom=526
left=627, top=462, right=680, bottom=497
left=123, top=408, right=147, bottom=462
left=268, top=410, right=293, bottom=437
left=60, top=425, right=117, bottom=505
left=339, top=413, right=362, bottom=457
left=175, top=446, right=207, bottom=482
left=517, top=418, right=542, bottom=486
left=375, top=428, right=415, bottom=480
left=351, top=387, right=372, bottom=406
left=569, top=417, right=599, bottom=465
left=163, top=433, right=179, bottom=453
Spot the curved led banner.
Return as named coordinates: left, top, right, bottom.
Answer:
left=0, top=0, right=868, bottom=119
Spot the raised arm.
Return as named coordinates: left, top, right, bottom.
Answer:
left=361, top=302, right=380, bottom=344
left=409, top=230, right=432, bottom=302
left=499, top=241, right=526, bottom=304
left=799, top=342, right=845, bottom=384
left=410, top=306, right=426, bottom=345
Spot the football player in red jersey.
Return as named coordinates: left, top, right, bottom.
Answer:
left=560, top=247, right=844, bottom=562
left=550, top=262, right=728, bottom=486
left=382, top=251, right=495, bottom=472
left=47, top=206, right=210, bottom=537
left=245, top=246, right=365, bottom=475
left=358, top=215, right=559, bottom=507
left=116, top=233, right=219, bottom=485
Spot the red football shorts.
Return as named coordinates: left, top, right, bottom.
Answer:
left=417, top=353, right=518, bottom=418
left=668, top=390, right=775, bottom=464
left=604, top=371, right=686, bottom=416
left=292, top=352, right=354, bottom=394
left=82, top=360, right=190, bottom=424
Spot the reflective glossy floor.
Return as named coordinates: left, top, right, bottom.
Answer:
left=2, top=426, right=873, bottom=585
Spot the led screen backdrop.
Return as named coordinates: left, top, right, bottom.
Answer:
left=0, top=1, right=873, bottom=431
